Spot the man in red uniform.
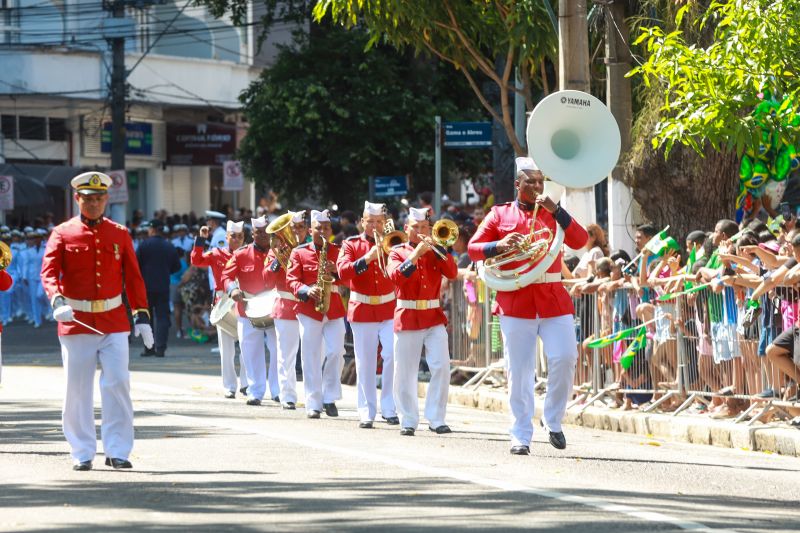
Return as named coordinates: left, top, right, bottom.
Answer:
left=41, top=171, right=153, bottom=471
left=468, top=157, right=588, bottom=455
left=264, top=210, right=302, bottom=410
left=336, top=201, right=398, bottom=429
left=387, top=206, right=457, bottom=436
left=0, top=266, right=13, bottom=384
left=286, top=209, right=346, bottom=419
left=221, top=215, right=279, bottom=406
left=191, top=220, right=246, bottom=398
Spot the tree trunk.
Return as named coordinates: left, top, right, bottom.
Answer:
left=625, top=143, right=739, bottom=241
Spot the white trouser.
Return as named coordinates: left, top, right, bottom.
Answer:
left=500, top=314, right=578, bottom=447
left=297, top=314, right=345, bottom=413
left=59, top=332, right=133, bottom=462
left=393, top=324, right=450, bottom=429
left=263, top=329, right=279, bottom=399
left=217, top=325, right=247, bottom=393
left=237, top=318, right=278, bottom=400
left=351, top=319, right=396, bottom=422
left=274, top=318, right=300, bottom=404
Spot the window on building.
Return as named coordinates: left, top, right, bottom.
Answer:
left=18, top=116, right=47, bottom=140
left=49, top=118, right=67, bottom=141
left=1, top=114, right=15, bottom=139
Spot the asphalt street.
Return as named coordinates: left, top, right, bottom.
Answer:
left=1, top=321, right=799, bottom=532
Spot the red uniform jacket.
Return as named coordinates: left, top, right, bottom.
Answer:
left=190, top=241, right=232, bottom=302
left=0, top=270, right=12, bottom=333
left=467, top=201, right=588, bottom=319
left=336, top=234, right=396, bottom=323
left=41, top=216, right=149, bottom=335
left=387, top=241, right=458, bottom=332
left=286, top=241, right=346, bottom=321
left=220, top=243, right=270, bottom=317
left=264, top=249, right=298, bottom=320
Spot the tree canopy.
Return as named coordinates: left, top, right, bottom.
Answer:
left=236, top=25, right=485, bottom=208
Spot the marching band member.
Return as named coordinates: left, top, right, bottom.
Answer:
left=191, top=220, right=247, bottom=398
left=387, top=206, right=457, bottom=436
left=205, top=210, right=228, bottom=292
left=286, top=209, right=346, bottom=419
left=336, top=201, right=399, bottom=429
left=468, top=157, right=588, bottom=455
left=221, top=215, right=280, bottom=406
left=41, top=172, right=153, bottom=471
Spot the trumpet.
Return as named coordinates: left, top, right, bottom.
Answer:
left=266, top=212, right=298, bottom=270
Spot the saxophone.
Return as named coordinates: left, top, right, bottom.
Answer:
left=314, top=239, right=334, bottom=314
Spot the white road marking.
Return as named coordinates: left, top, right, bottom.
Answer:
left=158, top=412, right=735, bottom=532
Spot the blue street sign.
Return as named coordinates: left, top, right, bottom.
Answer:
left=444, top=121, right=492, bottom=148
left=373, top=176, right=408, bottom=198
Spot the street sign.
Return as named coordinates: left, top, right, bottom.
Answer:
left=373, top=176, right=408, bottom=198
left=0, top=176, right=13, bottom=210
left=444, top=121, right=492, bottom=148
left=222, top=160, right=244, bottom=191
left=107, top=170, right=128, bottom=204
left=101, top=122, right=153, bottom=155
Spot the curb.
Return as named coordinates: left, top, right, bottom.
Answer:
left=419, top=383, right=800, bottom=457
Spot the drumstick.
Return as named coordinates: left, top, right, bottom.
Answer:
left=72, top=318, right=105, bottom=335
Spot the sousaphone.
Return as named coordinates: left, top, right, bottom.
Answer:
left=479, top=90, right=621, bottom=291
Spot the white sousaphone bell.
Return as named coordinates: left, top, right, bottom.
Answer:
left=479, top=90, right=621, bottom=291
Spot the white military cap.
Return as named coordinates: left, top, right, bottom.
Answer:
left=408, top=206, right=430, bottom=222
left=290, top=210, right=305, bottom=223
left=310, top=209, right=330, bottom=224
left=205, top=210, right=226, bottom=220
left=226, top=220, right=244, bottom=233
left=251, top=215, right=268, bottom=229
left=36, top=228, right=47, bottom=236
left=71, top=171, right=112, bottom=195
left=515, top=156, right=539, bottom=174
left=363, top=201, right=385, bottom=216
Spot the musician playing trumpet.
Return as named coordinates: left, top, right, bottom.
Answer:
left=336, top=201, right=399, bottom=429
left=221, top=216, right=280, bottom=406
left=468, top=157, right=588, bottom=456
left=286, top=209, right=346, bottom=419
left=191, top=220, right=247, bottom=399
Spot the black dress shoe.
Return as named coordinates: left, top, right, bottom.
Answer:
left=307, top=410, right=321, bottom=419
left=73, top=460, right=92, bottom=471
left=548, top=431, right=567, bottom=450
left=400, top=427, right=415, bottom=436
left=359, top=421, right=374, bottom=429
left=510, top=445, right=530, bottom=456
left=105, top=457, right=132, bottom=469
left=272, top=396, right=280, bottom=403
left=382, top=416, right=400, bottom=425
left=239, top=386, right=248, bottom=395
left=246, top=398, right=261, bottom=406
left=224, top=391, right=236, bottom=399
left=323, top=402, right=338, bottom=417
left=140, top=349, right=155, bottom=357
left=281, top=402, right=296, bottom=410
left=429, top=425, right=452, bottom=434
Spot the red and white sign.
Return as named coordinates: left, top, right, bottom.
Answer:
left=223, top=160, right=244, bottom=191
left=107, top=170, right=128, bottom=204
left=0, top=176, right=14, bottom=211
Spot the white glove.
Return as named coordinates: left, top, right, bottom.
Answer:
left=134, top=323, right=154, bottom=349
left=53, top=305, right=74, bottom=323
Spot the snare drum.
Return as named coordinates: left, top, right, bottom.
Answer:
left=244, top=290, right=278, bottom=329
left=210, top=294, right=238, bottom=338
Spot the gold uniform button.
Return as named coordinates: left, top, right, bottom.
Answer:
left=96, top=272, right=100, bottom=276
left=96, top=283, right=101, bottom=288
left=96, top=261, right=101, bottom=265
left=95, top=239, right=100, bottom=243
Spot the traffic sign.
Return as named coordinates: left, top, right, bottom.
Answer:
left=444, top=121, right=492, bottom=148
left=373, top=176, right=408, bottom=198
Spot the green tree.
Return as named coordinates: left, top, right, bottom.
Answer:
left=236, top=26, right=484, bottom=208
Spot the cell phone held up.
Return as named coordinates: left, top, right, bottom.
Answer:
left=780, top=202, right=793, bottom=221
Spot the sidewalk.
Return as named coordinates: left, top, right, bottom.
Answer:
left=428, top=383, right=800, bottom=457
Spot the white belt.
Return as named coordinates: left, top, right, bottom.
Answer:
left=351, top=290, right=395, bottom=305
left=397, top=298, right=440, bottom=310
left=531, top=272, right=562, bottom=284
left=277, top=290, right=298, bottom=302
left=64, top=295, right=123, bottom=313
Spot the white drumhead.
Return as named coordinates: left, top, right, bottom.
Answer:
left=245, top=290, right=277, bottom=318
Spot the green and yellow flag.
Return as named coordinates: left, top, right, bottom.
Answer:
left=587, top=324, right=641, bottom=349
left=620, top=326, right=647, bottom=370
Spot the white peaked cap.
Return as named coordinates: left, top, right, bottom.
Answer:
left=251, top=216, right=268, bottom=229
left=290, top=210, right=305, bottom=223
left=311, top=209, right=330, bottom=224
left=363, top=201, right=385, bottom=216
left=226, top=220, right=244, bottom=233
left=515, top=156, right=539, bottom=173
left=205, top=210, right=226, bottom=220
left=408, top=206, right=430, bottom=222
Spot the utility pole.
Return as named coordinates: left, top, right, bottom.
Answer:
left=105, top=0, right=129, bottom=224
left=605, top=0, right=635, bottom=255
left=556, top=0, right=595, bottom=226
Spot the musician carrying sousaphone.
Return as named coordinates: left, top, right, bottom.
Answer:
left=190, top=220, right=247, bottom=399
left=468, top=157, right=588, bottom=456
